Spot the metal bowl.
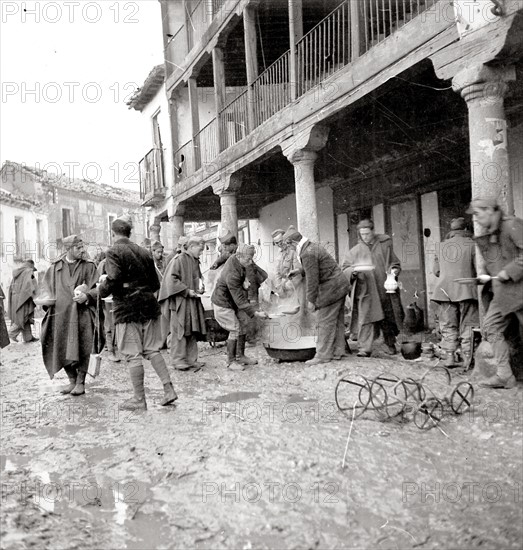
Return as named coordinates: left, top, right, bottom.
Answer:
left=263, top=345, right=316, bottom=362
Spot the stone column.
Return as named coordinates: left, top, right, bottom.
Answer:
left=149, top=223, right=161, bottom=243
left=453, top=65, right=516, bottom=215
left=219, top=191, right=238, bottom=239
left=169, top=215, right=184, bottom=247
left=286, top=150, right=320, bottom=242
left=282, top=124, right=330, bottom=243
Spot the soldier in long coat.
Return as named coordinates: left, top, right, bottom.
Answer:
left=158, top=236, right=207, bottom=371
left=468, top=197, right=523, bottom=389
left=40, top=235, right=99, bottom=396
left=284, top=227, right=350, bottom=365
left=8, top=258, right=38, bottom=343
left=342, top=219, right=404, bottom=357
left=431, top=217, right=479, bottom=367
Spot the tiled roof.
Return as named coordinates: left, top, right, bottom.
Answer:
left=0, top=187, right=42, bottom=208
left=1, top=162, right=140, bottom=204
left=127, top=65, right=165, bottom=112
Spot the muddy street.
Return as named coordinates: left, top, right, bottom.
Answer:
left=1, top=328, right=522, bottom=550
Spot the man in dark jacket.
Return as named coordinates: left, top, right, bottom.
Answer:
left=40, top=235, right=99, bottom=396
left=468, top=197, right=523, bottom=389
left=341, top=219, right=404, bottom=357
left=212, top=244, right=267, bottom=371
left=284, top=227, right=350, bottom=365
left=99, top=218, right=177, bottom=410
left=431, top=218, right=479, bottom=367
left=8, top=258, right=38, bottom=343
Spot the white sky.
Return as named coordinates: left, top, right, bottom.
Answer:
left=0, top=0, right=165, bottom=192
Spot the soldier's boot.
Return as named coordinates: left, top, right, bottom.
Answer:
left=150, top=353, right=178, bottom=406
left=236, top=334, right=257, bottom=366
left=441, top=350, right=458, bottom=368
left=121, top=363, right=147, bottom=410
left=226, top=339, right=244, bottom=371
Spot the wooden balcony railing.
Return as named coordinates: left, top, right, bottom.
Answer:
left=194, top=117, right=220, bottom=171
left=139, top=148, right=165, bottom=201
left=252, top=51, right=291, bottom=128
left=297, top=1, right=352, bottom=95
left=174, top=0, right=441, bottom=184
left=174, top=140, right=195, bottom=182
left=363, top=0, right=438, bottom=51
left=219, top=90, right=249, bottom=150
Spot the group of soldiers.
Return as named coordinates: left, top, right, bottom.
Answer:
left=1, top=195, right=521, bottom=409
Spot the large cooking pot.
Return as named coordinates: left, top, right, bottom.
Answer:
left=261, top=311, right=317, bottom=362
left=263, top=345, right=316, bottom=362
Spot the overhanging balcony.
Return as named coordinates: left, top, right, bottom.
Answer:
left=174, top=0, right=441, bottom=184
left=139, top=148, right=166, bottom=206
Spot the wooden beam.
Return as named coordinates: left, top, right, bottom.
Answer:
left=188, top=77, right=201, bottom=169
left=243, top=4, right=258, bottom=132
left=289, top=0, right=303, bottom=100
left=212, top=47, right=227, bottom=152
left=350, top=0, right=365, bottom=61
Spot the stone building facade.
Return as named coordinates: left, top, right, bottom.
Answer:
left=142, top=0, right=522, bottom=326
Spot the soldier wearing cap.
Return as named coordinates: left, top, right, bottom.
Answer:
left=8, top=257, right=38, bottom=343
left=158, top=236, right=207, bottom=371
left=285, top=226, right=350, bottom=365
left=210, top=230, right=238, bottom=270
left=98, top=218, right=178, bottom=410
left=40, top=235, right=99, bottom=396
left=165, top=236, right=188, bottom=266
left=467, top=196, right=523, bottom=389
left=151, top=240, right=165, bottom=278
left=272, top=228, right=300, bottom=298
left=211, top=243, right=268, bottom=371
left=431, top=217, right=479, bottom=368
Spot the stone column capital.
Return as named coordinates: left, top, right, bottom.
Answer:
left=212, top=172, right=242, bottom=196
left=452, top=64, right=516, bottom=104
left=168, top=202, right=185, bottom=219
left=281, top=123, right=330, bottom=162
left=285, top=148, right=318, bottom=166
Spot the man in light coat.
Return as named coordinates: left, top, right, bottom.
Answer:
left=341, top=219, right=404, bottom=357
left=468, top=197, right=523, bottom=389
left=431, top=217, right=479, bottom=368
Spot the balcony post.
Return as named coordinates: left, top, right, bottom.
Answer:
left=350, top=0, right=365, bottom=61
left=188, top=77, right=201, bottom=170
left=212, top=47, right=227, bottom=152
left=288, top=0, right=303, bottom=100
left=243, top=4, right=258, bottom=132
left=169, top=204, right=186, bottom=249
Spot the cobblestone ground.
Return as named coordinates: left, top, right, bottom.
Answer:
left=1, top=321, right=522, bottom=550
